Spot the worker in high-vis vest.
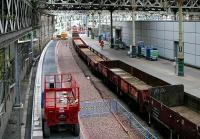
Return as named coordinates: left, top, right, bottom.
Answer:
left=100, top=40, right=104, bottom=50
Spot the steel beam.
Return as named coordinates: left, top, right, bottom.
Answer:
left=0, top=0, right=32, bottom=36
left=0, top=27, right=32, bottom=49
left=41, top=0, right=200, bottom=10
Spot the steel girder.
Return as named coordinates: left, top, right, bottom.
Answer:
left=0, top=0, right=32, bottom=36
left=41, top=0, right=200, bottom=11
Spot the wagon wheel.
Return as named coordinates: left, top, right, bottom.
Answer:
left=43, top=121, right=50, bottom=138
left=73, top=123, right=80, bottom=136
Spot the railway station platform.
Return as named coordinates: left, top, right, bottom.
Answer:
left=80, top=35, right=200, bottom=100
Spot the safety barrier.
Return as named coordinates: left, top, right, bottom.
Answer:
left=80, top=99, right=157, bottom=139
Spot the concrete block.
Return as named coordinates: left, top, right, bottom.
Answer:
left=142, top=30, right=148, bottom=37
left=165, top=40, right=174, bottom=50
left=184, top=33, right=195, bottom=43
left=174, top=22, right=178, bottom=32
left=196, top=22, right=200, bottom=33
left=184, top=22, right=195, bottom=33
left=157, top=47, right=164, bottom=56
left=174, top=31, right=179, bottom=41
left=143, top=22, right=148, bottom=30
left=157, top=39, right=164, bottom=48
left=184, top=43, right=195, bottom=55
left=135, top=22, right=141, bottom=29
left=152, top=22, right=157, bottom=30
left=196, top=33, right=200, bottom=45
left=165, top=22, right=174, bottom=31
left=164, top=49, right=174, bottom=59
left=185, top=53, right=195, bottom=65
left=196, top=44, right=200, bottom=56
left=151, top=38, right=157, bottom=46
left=157, top=22, right=165, bottom=31
left=196, top=56, right=200, bottom=67
left=165, top=31, right=174, bottom=41
left=157, top=31, right=164, bottom=39
left=152, top=30, right=157, bottom=37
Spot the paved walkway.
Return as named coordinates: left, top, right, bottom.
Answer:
left=80, top=35, right=200, bottom=99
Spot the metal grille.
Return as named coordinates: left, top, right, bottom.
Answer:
left=80, top=99, right=157, bottom=139
left=0, top=0, right=32, bottom=35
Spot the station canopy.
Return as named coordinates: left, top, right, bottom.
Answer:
left=40, top=0, right=200, bottom=11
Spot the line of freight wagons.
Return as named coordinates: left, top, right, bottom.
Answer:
left=72, top=33, right=200, bottom=139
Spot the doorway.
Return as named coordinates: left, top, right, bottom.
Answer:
left=174, top=41, right=179, bottom=60
left=115, top=29, right=122, bottom=40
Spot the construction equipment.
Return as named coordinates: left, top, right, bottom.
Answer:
left=42, top=73, right=80, bottom=137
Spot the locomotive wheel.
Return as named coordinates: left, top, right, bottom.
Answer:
left=73, top=123, right=80, bottom=136
left=43, top=121, right=50, bottom=138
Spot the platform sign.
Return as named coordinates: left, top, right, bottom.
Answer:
left=177, top=43, right=184, bottom=59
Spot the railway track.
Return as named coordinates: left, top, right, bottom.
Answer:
left=69, top=38, right=163, bottom=139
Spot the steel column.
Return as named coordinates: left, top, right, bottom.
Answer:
left=14, top=41, right=22, bottom=139
left=131, top=9, right=137, bottom=58
left=110, top=10, right=114, bottom=48
left=91, top=13, right=95, bottom=39
left=98, top=12, right=101, bottom=36
left=30, top=31, right=34, bottom=60
left=86, top=15, right=89, bottom=37
left=177, top=0, right=184, bottom=76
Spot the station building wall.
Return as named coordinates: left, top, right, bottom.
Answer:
left=103, top=21, right=200, bottom=68
left=135, top=21, right=200, bottom=68
left=113, top=21, right=133, bottom=47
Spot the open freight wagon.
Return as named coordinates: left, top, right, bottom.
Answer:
left=98, top=60, right=200, bottom=139
left=72, top=38, right=109, bottom=71
left=42, top=74, right=80, bottom=138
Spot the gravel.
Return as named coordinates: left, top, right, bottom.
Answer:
left=81, top=116, right=129, bottom=139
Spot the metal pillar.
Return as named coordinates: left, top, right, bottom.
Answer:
left=91, top=13, right=95, bottom=39
left=48, top=16, right=50, bottom=39
left=14, top=41, right=22, bottom=139
left=70, top=16, right=72, bottom=33
left=98, top=12, right=101, bottom=36
left=110, top=10, right=114, bottom=48
left=30, top=31, right=34, bottom=60
left=130, top=7, right=137, bottom=58
left=86, top=15, right=90, bottom=37
left=177, top=0, right=184, bottom=76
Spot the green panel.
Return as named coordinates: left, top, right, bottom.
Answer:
left=178, top=59, right=184, bottom=76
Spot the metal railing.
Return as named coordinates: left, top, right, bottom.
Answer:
left=80, top=99, right=158, bottom=139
